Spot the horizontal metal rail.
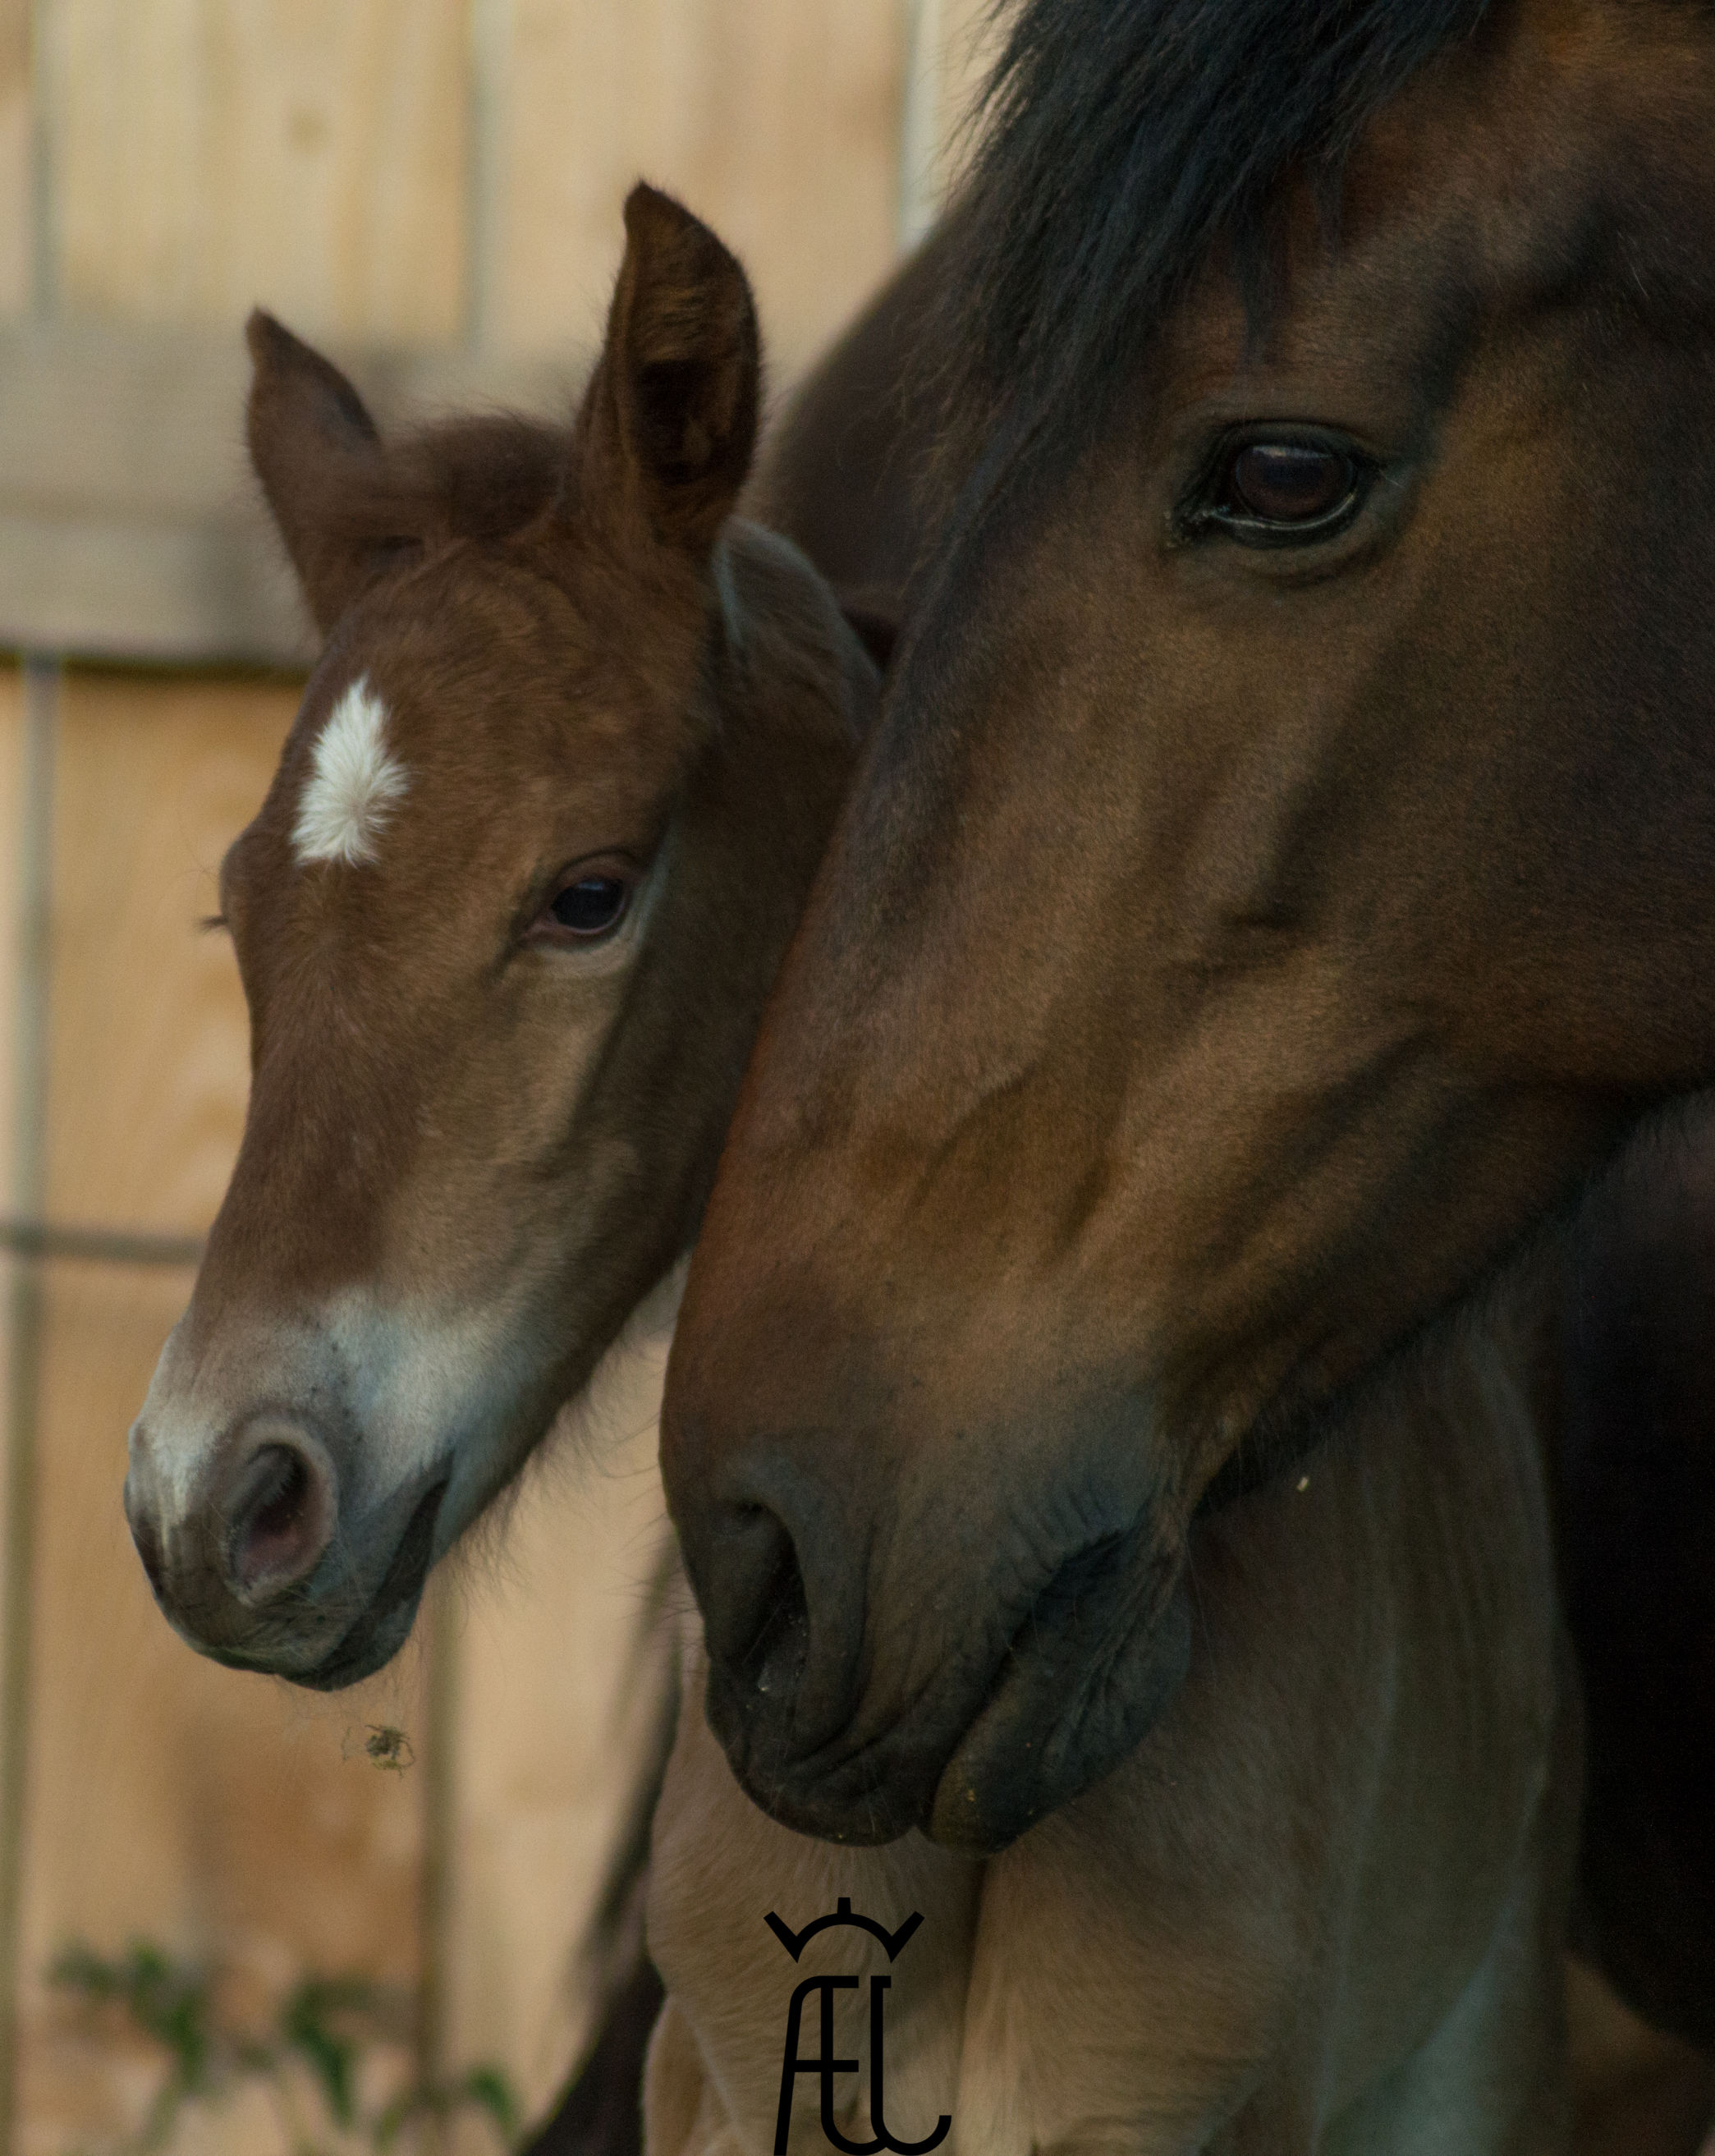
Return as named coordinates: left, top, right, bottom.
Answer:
left=0, top=1217, right=204, bottom=1268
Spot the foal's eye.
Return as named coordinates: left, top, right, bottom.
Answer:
left=552, top=876, right=628, bottom=935
left=528, top=860, right=635, bottom=947
left=1185, top=431, right=1374, bottom=548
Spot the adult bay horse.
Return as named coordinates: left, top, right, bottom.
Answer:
left=748, top=161, right=1715, bottom=2141
left=659, top=0, right=1715, bottom=2013
left=122, top=187, right=874, bottom=1695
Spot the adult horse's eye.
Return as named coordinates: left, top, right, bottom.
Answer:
left=1229, top=443, right=1352, bottom=524
left=1185, top=432, right=1373, bottom=548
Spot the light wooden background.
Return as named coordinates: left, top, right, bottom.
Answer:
left=0, top=1, right=998, bottom=2147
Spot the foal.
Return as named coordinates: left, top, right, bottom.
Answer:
left=124, top=186, right=874, bottom=1692
left=644, top=1298, right=1578, bottom=2155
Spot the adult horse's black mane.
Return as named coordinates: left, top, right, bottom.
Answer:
left=942, top=0, right=1489, bottom=468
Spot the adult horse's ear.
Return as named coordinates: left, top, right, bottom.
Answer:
left=245, top=310, right=404, bottom=634
left=574, top=183, right=760, bottom=557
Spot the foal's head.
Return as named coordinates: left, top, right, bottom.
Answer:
left=125, top=186, right=872, bottom=1686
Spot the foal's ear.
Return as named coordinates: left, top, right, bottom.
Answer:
left=245, top=311, right=406, bottom=634
left=574, top=184, right=760, bottom=557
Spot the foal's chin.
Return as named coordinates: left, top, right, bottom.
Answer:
left=198, top=1577, right=427, bottom=1691
left=285, top=1475, right=448, bottom=1691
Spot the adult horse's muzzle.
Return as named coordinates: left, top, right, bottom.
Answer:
left=666, top=1388, right=1195, bottom=1856
left=919, top=1526, right=1191, bottom=1853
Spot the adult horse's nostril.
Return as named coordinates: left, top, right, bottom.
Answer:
left=699, top=1500, right=807, bottom=1682
left=738, top=1520, right=811, bottom=1710
left=223, top=1436, right=335, bottom=1600
left=676, top=1455, right=866, bottom=1758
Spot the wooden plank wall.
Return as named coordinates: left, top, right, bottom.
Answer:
left=42, top=0, right=471, bottom=340
left=0, top=4, right=25, bottom=315
left=0, top=2, right=998, bottom=2146
left=11, top=676, right=432, bottom=2149
left=34, top=0, right=914, bottom=377
left=489, top=0, right=903, bottom=375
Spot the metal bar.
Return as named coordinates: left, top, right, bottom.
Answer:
left=415, top=1576, right=461, bottom=2124
left=0, top=1218, right=203, bottom=1268
left=27, top=0, right=57, bottom=323
left=465, top=0, right=510, bottom=354
left=0, top=654, right=57, bottom=2155
left=408, top=1, right=509, bottom=2108
left=897, top=0, right=946, bottom=253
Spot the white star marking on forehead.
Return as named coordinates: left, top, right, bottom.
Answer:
left=292, top=677, right=410, bottom=868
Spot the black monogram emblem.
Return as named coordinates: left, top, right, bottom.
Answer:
left=765, top=1897, right=952, bottom=2154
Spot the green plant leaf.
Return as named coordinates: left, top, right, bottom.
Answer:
left=52, top=1939, right=213, bottom=2093
left=458, top=2067, right=518, bottom=2136
left=48, top=1943, right=114, bottom=1997
left=48, top=1940, right=516, bottom=2155
left=281, top=1984, right=359, bottom=2126
left=370, top=2089, right=420, bottom=2150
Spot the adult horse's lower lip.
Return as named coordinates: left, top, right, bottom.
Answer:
left=296, top=1477, right=450, bottom=1692
left=704, top=1516, right=1190, bottom=1854
left=925, top=1529, right=1191, bottom=1856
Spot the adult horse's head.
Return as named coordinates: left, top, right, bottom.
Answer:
left=664, top=0, right=1715, bottom=1851
left=126, top=187, right=870, bottom=1686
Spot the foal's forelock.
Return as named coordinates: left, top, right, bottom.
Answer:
left=291, top=675, right=410, bottom=869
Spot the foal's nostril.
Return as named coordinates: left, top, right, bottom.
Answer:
left=123, top=1427, right=168, bottom=1594
left=127, top=1507, right=167, bottom=1599
left=225, top=1438, right=334, bottom=1599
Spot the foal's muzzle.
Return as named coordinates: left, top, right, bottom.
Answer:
left=126, top=1395, right=447, bottom=1689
